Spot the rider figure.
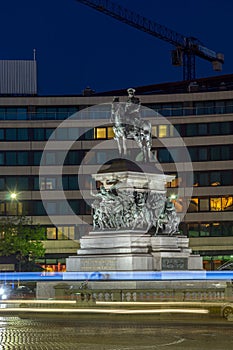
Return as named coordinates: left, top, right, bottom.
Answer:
left=124, top=88, right=141, bottom=135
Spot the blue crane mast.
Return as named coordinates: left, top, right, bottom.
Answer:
left=75, top=0, right=224, bottom=81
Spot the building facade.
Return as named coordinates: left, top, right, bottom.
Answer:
left=0, top=74, right=233, bottom=271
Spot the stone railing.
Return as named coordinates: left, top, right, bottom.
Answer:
left=54, top=283, right=230, bottom=303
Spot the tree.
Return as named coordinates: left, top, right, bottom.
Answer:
left=0, top=216, right=46, bottom=271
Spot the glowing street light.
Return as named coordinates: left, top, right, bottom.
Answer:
left=9, top=192, right=18, bottom=200
left=10, top=192, right=17, bottom=200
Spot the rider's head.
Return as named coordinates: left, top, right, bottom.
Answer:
left=127, top=88, right=135, bottom=97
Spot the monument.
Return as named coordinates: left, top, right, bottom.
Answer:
left=66, top=89, right=203, bottom=272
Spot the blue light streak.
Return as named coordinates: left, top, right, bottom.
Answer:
left=0, top=271, right=233, bottom=282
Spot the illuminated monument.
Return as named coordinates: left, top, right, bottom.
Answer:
left=66, top=89, right=203, bottom=272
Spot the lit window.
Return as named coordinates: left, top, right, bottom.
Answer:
left=151, top=126, right=157, bottom=137
left=47, top=227, right=56, bottom=240
left=210, top=198, right=222, bottom=211
left=95, top=128, right=106, bottom=139
left=222, top=196, right=233, bottom=211
left=107, top=127, right=114, bottom=139
left=188, top=198, right=198, bottom=212
left=158, top=125, right=168, bottom=138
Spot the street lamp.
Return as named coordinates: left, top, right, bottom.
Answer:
left=9, top=192, right=17, bottom=200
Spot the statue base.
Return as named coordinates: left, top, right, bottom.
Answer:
left=66, top=232, right=203, bottom=271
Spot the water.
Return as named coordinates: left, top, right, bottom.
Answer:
left=0, top=315, right=232, bottom=349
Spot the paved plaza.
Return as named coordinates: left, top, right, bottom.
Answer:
left=0, top=315, right=233, bottom=349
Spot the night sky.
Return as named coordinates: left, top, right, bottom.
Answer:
left=1, top=0, right=232, bottom=95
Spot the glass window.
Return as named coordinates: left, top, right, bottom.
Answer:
left=222, top=196, right=233, bottom=211
left=34, top=128, right=45, bottom=141
left=225, top=100, right=233, bottom=114
left=68, top=175, right=78, bottom=190
left=5, top=201, right=24, bottom=215
left=210, top=198, right=222, bottom=211
left=209, top=123, right=220, bottom=135
left=198, top=123, right=208, bottom=135
left=198, top=148, right=208, bottom=161
left=46, top=202, right=56, bottom=215
left=34, top=201, right=46, bottom=215
left=47, top=227, right=56, bottom=240
left=151, top=126, right=157, bottom=137
left=0, top=178, right=4, bottom=190
left=40, top=177, right=56, bottom=190
left=194, top=102, right=205, bottom=115
left=33, top=177, right=39, bottom=190
left=18, top=128, right=29, bottom=141
left=221, top=122, right=231, bottom=135
left=210, top=172, right=221, bottom=186
left=0, top=152, right=4, bottom=165
left=17, top=108, right=27, bottom=120
left=221, top=145, right=231, bottom=160
left=45, top=152, right=56, bottom=165
left=222, top=171, right=233, bottom=186
left=107, top=127, right=114, bottom=139
left=6, top=152, right=17, bottom=165
left=188, top=198, right=198, bottom=212
left=45, top=128, right=55, bottom=140
left=186, top=124, right=197, bottom=136
left=6, top=108, right=17, bottom=120
left=199, top=198, right=209, bottom=211
left=96, top=127, right=107, bottom=139
left=62, top=176, right=69, bottom=190
left=188, top=148, right=197, bottom=162
left=210, top=147, right=221, bottom=161
left=6, top=129, right=17, bottom=141
left=84, top=129, right=94, bottom=140
left=158, top=125, right=168, bottom=138
left=158, top=149, right=171, bottom=163
left=199, top=173, right=209, bottom=186
left=210, top=223, right=221, bottom=236
left=200, top=223, right=210, bottom=237
left=68, top=127, right=79, bottom=140
left=6, top=177, right=16, bottom=190
left=0, top=129, right=4, bottom=140
left=18, top=152, right=28, bottom=165
left=0, top=108, right=5, bottom=120
left=15, top=177, right=28, bottom=190
left=188, top=223, right=199, bottom=237
left=33, top=151, right=42, bottom=165
left=215, top=101, right=225, bottom=114
left=96, top=151, right=107, bottom=164
left=0, top=203, right=5, bottom=215
left=56, top=128, right=68, bottom=140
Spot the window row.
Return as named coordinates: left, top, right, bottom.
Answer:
left=0, top=172, right=233, bottom=194
left=0, top=127, right=94, bottom=141
left=167, top=170, right=233, bottom=188
left=0, top=107, right=79, bottom=121
left=145, top=99, right=233, bottom=117
left=0, top=200, right=89, bottom=216
left=157, top=145, right=233, bottom=163
left=187, top=196, right=233, bottom=213
left=180, top=222, right=233, bottom=237
left=0, top=121, right=232, bottom=142
left=0, top=99, right=233, bottom=121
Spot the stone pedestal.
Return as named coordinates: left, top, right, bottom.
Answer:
left=66, top=159, right=203, bottom=273
left=66, top=232, right=203, bottom=272
left=151, top=236, right=203, bottom=271
left=66, top=231, right=153, bottom=271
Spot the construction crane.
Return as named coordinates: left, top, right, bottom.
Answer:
left=75, top=0, right=224, bottom=81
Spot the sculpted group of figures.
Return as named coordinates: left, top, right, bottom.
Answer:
left=92, top=184, right=180, bottom=235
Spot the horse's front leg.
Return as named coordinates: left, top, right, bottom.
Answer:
left=122, top=136, right=127, bottom=155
